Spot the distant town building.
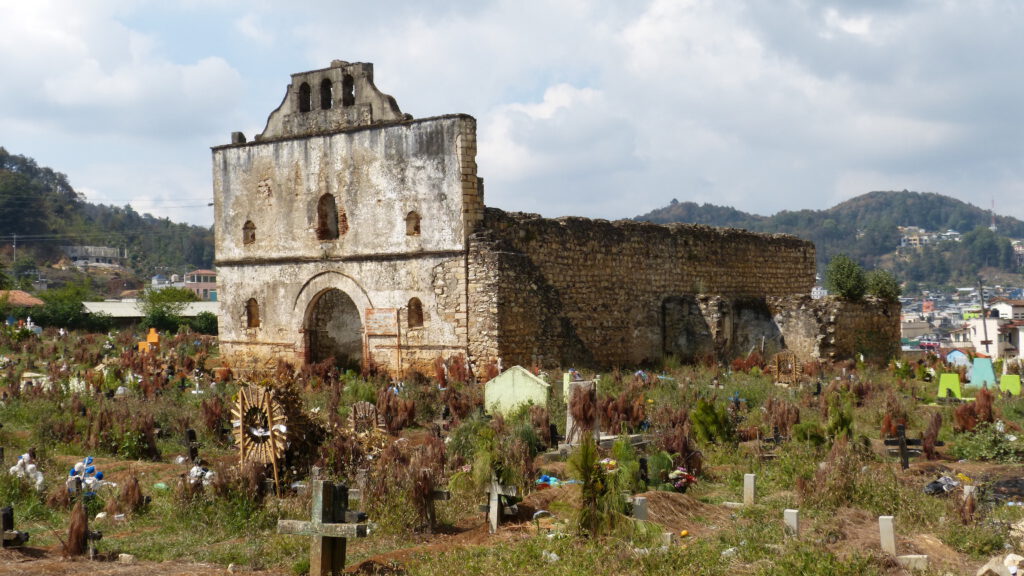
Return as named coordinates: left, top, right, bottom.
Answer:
left=184, top=269, right=217, bottom=301
left=61, top=245, right=124, bottom=268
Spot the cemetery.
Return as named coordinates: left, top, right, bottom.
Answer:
left=1, top=325, right=1024, bottom=575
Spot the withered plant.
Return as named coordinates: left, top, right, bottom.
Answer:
left=106, top=469, right=147, bottom=516
left=65, top=501, right=88, bottom=557
left=597, top=382, right=646, bottom=435
left=529, top=404, right=552, bottom=447
left=653, top=406, right=702, bottom=476
left=764, top=396, right=800, bottom=437
left=200, top=396, right=228, bottom=443
left=922, top=411, right=942, bottom=460
left=377, top=387, right=416, bottom=432
left=568, top=384, right=597, bottom=442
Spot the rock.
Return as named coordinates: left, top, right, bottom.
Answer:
left=977, top=557, right=1011, bottom=576
left=118, top=553, right=136, bottom=565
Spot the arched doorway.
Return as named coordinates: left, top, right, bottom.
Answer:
left=306, top=288, right=363, bottom=372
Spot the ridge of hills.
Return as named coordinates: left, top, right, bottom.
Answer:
left=4, top=144, right=1022, bottom=293
left=636, top=191, right=1024, bottom=287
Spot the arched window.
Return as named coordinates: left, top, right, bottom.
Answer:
left=406, top=211, right=421, bottom=236
left=408, top=298, right=424, bottom=328
left=298, top=82, right=312, bottom=113
left=317, top=194, right=340, bottom=240
left=242, top=221, right=256, bottom=245
left=245, top=298, right=260, bottom=329
left=342, top=74, right=355, bottom=107
left=320, top=78, right=333, bottom=110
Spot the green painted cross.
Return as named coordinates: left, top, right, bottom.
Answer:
left=277, top=480, right=368, bottom=576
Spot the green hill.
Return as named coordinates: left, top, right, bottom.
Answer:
left=0, top=147, right=214, bottom=286
left=637, top=191, right=1024, bottom=287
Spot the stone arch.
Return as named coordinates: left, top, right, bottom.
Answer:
left=319, top=78, right=333, bottom=110
left=245, top=298, right=261, bottom=328
left=298, top=82, right=312, bottom=113
left=407, top=297, right=424, bottom=328
left=406, top=211, right=421, bottom=236
left=242, top=220, right=256, bottom=245
left=305, top=288, right=363, bottom=372
left=661, top=296, right=714, bottom=363
left=341, top=74, right=355, bottom=107
left=294, top=272, right=373, bottom=370
left=317, top=194, right=340, bottom=240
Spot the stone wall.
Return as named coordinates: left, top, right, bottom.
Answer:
left=468, top=209, right=818, bottom=368
left=772, top=295, right=901, bottom=364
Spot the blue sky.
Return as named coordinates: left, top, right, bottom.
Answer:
left=2, top=1, right=1023, bottom=228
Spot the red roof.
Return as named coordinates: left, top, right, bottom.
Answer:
left=0, top=290, right=44, bottom=307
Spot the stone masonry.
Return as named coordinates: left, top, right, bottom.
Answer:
left=212, top=61, right=898, bottom=378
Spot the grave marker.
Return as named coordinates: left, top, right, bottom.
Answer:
left=348, top=401, right=385, bottom=433
left=185, top=428, right=199, bottom=463
left=633, top=496, right=649, bottom=521
left=1, top=506, right=29, bottom=548
left=743, top=474, right=756, bottom=506
left=277, top=480, right=368, bottom=576
left=879, top=515, right=896, bottom=555
left=937, top=373, right=962, bottom=400
left=783, top=509, right=799, bottom=538
left=485, top=473, right=519, bottom=533
left=1000, top=374, right=1022, bottom=396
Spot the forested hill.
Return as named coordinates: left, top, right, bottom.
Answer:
left=636, top=191, right=1024, bottom=285
left=0, top=147, right=214, bottom=277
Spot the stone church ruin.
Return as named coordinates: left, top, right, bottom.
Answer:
left=212, top=60, right=898, bottom=378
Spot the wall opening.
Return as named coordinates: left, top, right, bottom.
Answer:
left=242, top=220, right=256, bottom=245
left=341, top=74, right=355, bottom=107
left=298, top=82, right=312, bottom=113
left=661, top=296, right=715, bottom=363
left=722, top=298, right=784, bottom=361
left=408, top=298, right=424, bottom=328
left=405, top=211, right=421, bottom=236
left=306, top=288, right=362, bottom=372
left=317, top=194, right=340, bottom=240
left=320, top=79, right=333, bottom=110
left=245, top=298, right=261, bottom=329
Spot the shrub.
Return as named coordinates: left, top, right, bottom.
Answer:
left=950, top=422, right=1024, bottom=462
left=865, top=269, right=901, bottom=302
left=825, top=254, right=867, bottom=301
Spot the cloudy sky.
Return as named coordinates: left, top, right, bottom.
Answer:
left=2, top=1, right=1022, bottom=227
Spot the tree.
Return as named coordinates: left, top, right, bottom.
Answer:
left=139, top=287, right=199, bottom=332
left=825, top=254, right=866, bottom=301
left=866, top=269, right=901, bottom=302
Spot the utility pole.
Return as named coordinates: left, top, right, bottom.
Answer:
left=978, top=278, right=991, bottom=355
left=10, top=233, right=15, bottom=263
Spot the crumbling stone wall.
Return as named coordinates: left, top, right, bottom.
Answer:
left=467, top=209, right=818, bottom=368
left=772, top=295, right=901, bottom=364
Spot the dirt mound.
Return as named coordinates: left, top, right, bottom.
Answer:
left=638, top=490, right=732, bottom=535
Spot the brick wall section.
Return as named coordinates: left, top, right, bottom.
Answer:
left=469, top=209, right=817, bottom=368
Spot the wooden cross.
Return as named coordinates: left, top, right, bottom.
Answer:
left=277, top=480, right=368, bottom=576
left=485, top=473, right=519, bottom=534
left=883, top=424, right=941, bottom=470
